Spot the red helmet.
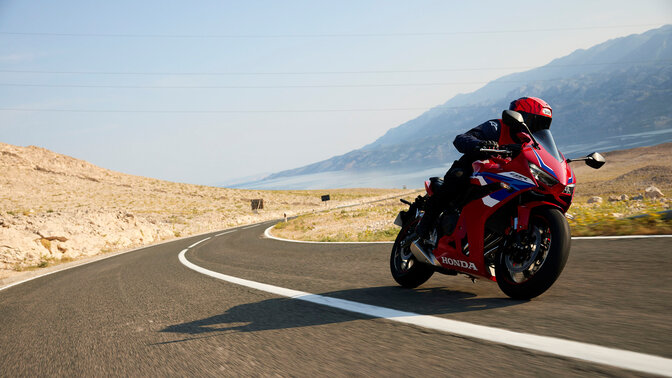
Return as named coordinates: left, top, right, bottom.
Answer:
left=509, top=97, right=552, bottom=132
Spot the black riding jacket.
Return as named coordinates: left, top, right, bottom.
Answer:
left=452, top=119, right=503, bottom=154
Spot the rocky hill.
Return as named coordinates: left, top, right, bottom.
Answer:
left=265, top=25, right=672, bottom=182
left=0, top=142, right=406, bottom=277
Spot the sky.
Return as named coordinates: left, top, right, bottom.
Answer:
left=0, top=1, right=670, bottom=186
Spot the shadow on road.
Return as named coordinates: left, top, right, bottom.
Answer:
left=159, top=286, right=523, bottom=340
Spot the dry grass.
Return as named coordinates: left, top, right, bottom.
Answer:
left=273, top=193, right=420, bottom=242
left=568, top=197, right=672, bottom=236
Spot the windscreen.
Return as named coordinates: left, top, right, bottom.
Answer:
left=532, top=129, right=563, bottom=162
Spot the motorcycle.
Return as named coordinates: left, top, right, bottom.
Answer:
left=391, top=110, right=605, bottom=299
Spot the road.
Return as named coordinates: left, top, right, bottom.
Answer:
left=1, top=222, right=671, bottom=376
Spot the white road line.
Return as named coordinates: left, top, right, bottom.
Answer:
left=188, top=237, right=211, bottom=249
left=215, top=230, right=237, bottom=237
left=265, top=225, right=672, bottom=244
left=572, top=235, right=672, bottom=239
left=263, top=226, right=392, bottom=244
left=178, top=249, right=672, bottom=377
left=241, top=225, right=259, bottom=230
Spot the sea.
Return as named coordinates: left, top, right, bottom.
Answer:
left=231, top=129, right=672, bottom=190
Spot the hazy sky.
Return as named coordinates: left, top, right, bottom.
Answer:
left=1, top=1, right=670, bottom=185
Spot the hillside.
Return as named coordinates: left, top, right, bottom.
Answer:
left=264, top=25, right=672, bottom=183
left=0, top=142, right=409, bottom=277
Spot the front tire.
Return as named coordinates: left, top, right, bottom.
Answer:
left=390, top=222, right=434, bottom=288
left=495, top=208, right=570, bottom=299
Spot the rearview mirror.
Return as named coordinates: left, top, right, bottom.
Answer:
left=568, top=152, right=606, bottom=169
left=502, top=110, right=525, bottom=128
left=585, top=152, right=606, bottom=169
left=503, top=110, right=540, bottom=149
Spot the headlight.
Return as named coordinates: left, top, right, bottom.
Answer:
left=562, top=185, right=575, bottom=195
left=528, top=163, right=559, bottom=187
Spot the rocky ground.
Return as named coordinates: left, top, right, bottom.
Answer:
left=0, top=142, right=411, bottom=278
left=570, top=142, right=672, bottom=199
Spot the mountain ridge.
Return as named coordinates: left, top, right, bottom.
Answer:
left=263, top=25, right=672, bottom=183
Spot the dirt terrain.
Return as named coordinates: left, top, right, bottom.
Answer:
left=571, top=142, right=672, bottom=198
left=0, top=142, right=410, bottom=278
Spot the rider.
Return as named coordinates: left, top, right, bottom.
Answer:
left=411, top=96, right=553, bottom=243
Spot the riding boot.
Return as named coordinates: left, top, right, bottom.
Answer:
left=415, top=206, right=436, bottom=240
left=401, top=196, right=440, bottom=248
left=401, top=159, right=471, bottom=248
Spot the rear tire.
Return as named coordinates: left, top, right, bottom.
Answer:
left=390, top=223, right=434, bottom=288
left=495, top=208, right=570, bottom=300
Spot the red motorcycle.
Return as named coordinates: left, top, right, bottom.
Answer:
left=391, top=110, right=605, bottom=299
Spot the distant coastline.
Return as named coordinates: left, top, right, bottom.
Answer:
left=234, top=132, right=672, bottom=190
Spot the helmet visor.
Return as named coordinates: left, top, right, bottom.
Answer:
left=524, top=113, right=552, bottom=132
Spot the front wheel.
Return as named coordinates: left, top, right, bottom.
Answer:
left=390, top=223, right=434, bottom=288
left=495, top=208, right=570, bottom=300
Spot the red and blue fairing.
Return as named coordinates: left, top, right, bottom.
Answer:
left=431, top=130, right=575, bottom=280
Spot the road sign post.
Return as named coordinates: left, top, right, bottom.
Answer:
left=251, top=199, right=264, bottom=211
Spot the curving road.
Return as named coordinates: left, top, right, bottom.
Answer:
left=1, top=222, right=671, bottom=376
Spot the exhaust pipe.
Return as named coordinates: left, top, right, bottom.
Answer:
left=410, top=241, right=441, bottom=267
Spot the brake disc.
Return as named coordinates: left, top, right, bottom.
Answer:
left=505, top=227, right=542, bottom=273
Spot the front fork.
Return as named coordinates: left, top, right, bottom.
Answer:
left=513, top=201, right=564, bottom=233
left=514, top=204, right=532, bottom=232
left=506, top=203, right=559, bottom=259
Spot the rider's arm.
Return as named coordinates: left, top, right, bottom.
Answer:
left=452, top=120, right=501, bottom=154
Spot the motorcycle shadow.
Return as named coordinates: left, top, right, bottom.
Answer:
left=159, top=286, right=523, bottom=338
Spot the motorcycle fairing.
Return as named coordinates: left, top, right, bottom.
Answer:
left=434, top=188, right=505, bottom=280
left=434, top=164, right=526, bottom=279
left=567, top=161, right=575, bottom=185
left=477, top=171, right=536, bottom=208
left=528, top=146, right=575, bottom=212
left=532, top=149, right=559, bottom=180
left=433, top=145, right=573, bottom=280
left=528, top=145, right=569, bottom=185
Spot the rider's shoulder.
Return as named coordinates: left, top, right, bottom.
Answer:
left=476, top=118, right=503, bottom=131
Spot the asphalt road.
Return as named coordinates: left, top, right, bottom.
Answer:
left=1, top=222, right=671, bottom=376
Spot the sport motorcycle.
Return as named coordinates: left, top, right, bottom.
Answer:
left=391, top=110, right=605, bottom=299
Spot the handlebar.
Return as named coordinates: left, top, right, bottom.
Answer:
left=479, top=148, right=512, bottom=155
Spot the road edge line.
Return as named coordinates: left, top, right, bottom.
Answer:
left=264, top=225, right=672, bottom=244
left=264, top=225, right=393, bottom=244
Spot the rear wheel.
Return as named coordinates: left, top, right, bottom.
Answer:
left=390, top=222, right=434, bottom=288
left=495, top=208, right=570, bottom=299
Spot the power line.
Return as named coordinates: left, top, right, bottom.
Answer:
left=0, top=80, right=540, bottom=89
left=0, top=106, right=439, bottom=114
left=1, top=59, right=669, bottom=77
left=0, top=102, right=499, bottom=114
left=0, top=24, right=663, bottom=39
left=0, top=67, right=533, bottom=76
